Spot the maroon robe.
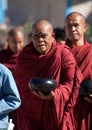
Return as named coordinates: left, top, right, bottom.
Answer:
left=66, top=39, right=92, bottom=130
left=0, top=46, right=21, bottom=130
left=15, top=41, right=82, bottom=130
left=0, top=46, right=21, bottom=75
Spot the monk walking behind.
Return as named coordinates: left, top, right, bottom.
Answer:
left=0, top=27, right=25, bottom=130
left=64, top=11, right=92, bottom=130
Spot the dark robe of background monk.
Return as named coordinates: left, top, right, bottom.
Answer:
left=0, top=27, right=24, bottom=130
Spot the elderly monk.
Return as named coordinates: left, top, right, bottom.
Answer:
left=15, top=19, right=82, bottom=130
left=0, top=27, right=24, bottom=75
left=64, top=12, right=92, bottom=130
left=0, top=27, right=24, bottom=130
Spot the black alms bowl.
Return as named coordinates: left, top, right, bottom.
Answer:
left=79, top=80, right=92, bottom=98
left=29, top=77, right=57, bottom=95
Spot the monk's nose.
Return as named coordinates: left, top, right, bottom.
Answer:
left=39, top=37, right=44, bottom=41
left=71, top=26, right=76, bottom=31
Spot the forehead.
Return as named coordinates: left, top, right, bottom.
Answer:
left=66, top=14, right=84, bottom=25
left=32, top=22, right=52, bottom=34
left=9, top=32, right=24, bottom=39
left=9, top=35, right=24, bottom=42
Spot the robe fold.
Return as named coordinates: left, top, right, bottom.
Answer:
left=66, top=39, right=92, bottom=130
left=0, top=46, right=21, bottom=75
left=15, top=41, right=82, bottom=130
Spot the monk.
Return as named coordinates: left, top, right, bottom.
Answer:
left=15, top=19, right=82, bottom=130
left=0, top=27, right=24, bottom=130
left=64, top=12, right=92, bottom=130
left=0, top=27, right=24, bottom=75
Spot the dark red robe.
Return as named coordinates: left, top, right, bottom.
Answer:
left=0, top=46, right=21, bottom=130
left=66, top=39, right=92, bottom=130
left=0, top=46, right=21, bottom=75
left=15, top=41, right=82, bottom=130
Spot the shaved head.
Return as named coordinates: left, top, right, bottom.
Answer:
left=65, top=12, right=86, bottom=24
left=32, top=19, right=53, bottom=34
left=7, top=27, right=24, bottom=53
left=64, top=12, right=87, bottom=44
left=8, top=27, right=24, bottom=38
left=31, top=19, right=55, bottom=54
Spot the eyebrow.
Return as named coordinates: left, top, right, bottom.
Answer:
left=32, top=32, right=48, bottom=36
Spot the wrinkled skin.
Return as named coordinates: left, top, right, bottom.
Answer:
left=31, top=20, right=55, bottom=54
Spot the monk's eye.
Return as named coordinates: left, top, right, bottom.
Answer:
left=41, top=34, right=48, bottom=38
left=33, top=34, right=39, bottom=38
left=67, top=24, right=72, bottom=28
left=74, top=24, right=79, bottom=28
left=32, top=33, right=48, bottom=39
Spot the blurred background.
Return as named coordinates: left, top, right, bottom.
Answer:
left=0, top=0, right=92, bottom=48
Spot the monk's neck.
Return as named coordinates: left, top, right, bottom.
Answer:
left=73, top=39, right=84, bottom=46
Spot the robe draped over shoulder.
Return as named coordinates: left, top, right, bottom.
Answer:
left=15, top=41, right=82, bottom=130
left=66, top=39, right=92, bottom=130
left=0, top=47, right=21, bottom=75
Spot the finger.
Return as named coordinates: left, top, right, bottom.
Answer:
left=84, top=96, right=92, bottom=103
left=90, top=94, right=92, bottom=97
left=39, top=91, right=45, bottom=96
left=32, top=91, right=40, bottom=97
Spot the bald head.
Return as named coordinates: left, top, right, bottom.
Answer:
left=64, top=12, right=87, bottom=44
left=8, top=27, right=24, bottom=38
left=32, top=19, right=53, bottom=34
left=8, top=27, right=24, bottom=53
left=65, top=12, right=86, bottom=24
left=31, top=19, right=55, bottom=54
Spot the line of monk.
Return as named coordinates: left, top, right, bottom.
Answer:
left=0, top=11, right=92, bottom=130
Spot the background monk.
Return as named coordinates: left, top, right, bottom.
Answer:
left=0, top=27, right=24, bottom=75
left=0, top=27, right=25, bottom=130
left=64, top=12, right=92, bottom=130
left=15, top=19, right=82, bottom=130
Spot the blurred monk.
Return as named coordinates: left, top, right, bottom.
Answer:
left=0, top=27, right=24, bottom=75
left=0, top=27, right=25, bottom=130
left=64, top=12, right=92, bottom=130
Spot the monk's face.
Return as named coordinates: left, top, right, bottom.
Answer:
left=64, top=14, right=87, bottom=42
left=31, top=21, right=54, bottom=54
left=8, top=32, right=24, bottom=53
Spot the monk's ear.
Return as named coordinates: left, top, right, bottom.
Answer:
left=84, top=23, right=87, bottom=32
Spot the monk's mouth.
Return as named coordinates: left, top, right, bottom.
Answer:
left=37, top=44, right=46, bottom=48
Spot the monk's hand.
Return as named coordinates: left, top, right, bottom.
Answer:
left=31, top=90, right=54, bottom=100
left=84, top=94, right=92, bottom=103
